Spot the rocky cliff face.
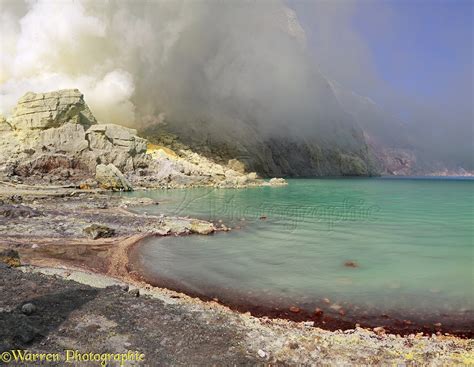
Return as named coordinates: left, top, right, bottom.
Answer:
left=143, top=121, right=378, bottom=178
left=0, top=89, right=271, bottom=189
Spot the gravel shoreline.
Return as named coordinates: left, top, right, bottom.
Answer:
left=1, top=184, right=473, bottom=365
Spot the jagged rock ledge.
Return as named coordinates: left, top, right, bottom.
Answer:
left=0, top=89, right=287, bottom=190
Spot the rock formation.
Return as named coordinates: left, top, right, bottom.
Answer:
left=0, top=89, right=150, bottom=187
left=10, top=89, right=96, bottom=130
left=0, top=89, right=275, bottom=189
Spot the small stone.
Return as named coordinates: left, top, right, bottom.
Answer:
left=323, top=298, right=331, bottom=304
left=0, top=249, right=21, bottom=267
left=9, top=194, right=23, bottom=203
left=259, top=215, right=267, bottom=220
left=257, top=349, right=267, bottom=359
left=289, top=306, right=300, bottom=313
left=120, top=284, right=129, bottom=292
left=434, top=322, right=442, bottom=327
left=128, top=288, right=140, bottom=297
left=373, top=326, right=386, bottom=335
left=344, top=260, right=358, bottom=268
left=288, top=342, right=299, bottom=349
left=21, top=303, right=37, bottom=315
left=83, top=224, right=115, bottom=240
left=314, top=308, right=324, bottom=317
left=79, top=182, right=91, bottom=190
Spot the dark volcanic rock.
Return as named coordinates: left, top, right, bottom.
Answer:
left=21, top=303, right=37, bottom=315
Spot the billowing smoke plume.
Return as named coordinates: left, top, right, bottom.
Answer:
left=1, top=0, right=324, bottom=133
left=1, top=0, right=472, bottom=171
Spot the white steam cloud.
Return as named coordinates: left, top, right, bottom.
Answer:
left=1, top=0, right=321, bottom=133
left=1, top=0, right=136, bottom=124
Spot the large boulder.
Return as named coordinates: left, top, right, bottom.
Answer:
left=10, top=89, right=96, bottom=130
left=39, top=123, right=89, bottom=153
left=227, top=159, right=246, bottom=174
left=85, top=124, right=149, bottom=172
left=95, top=164, right=133, bottom=191
left=86, top=124, right=147, bottom=155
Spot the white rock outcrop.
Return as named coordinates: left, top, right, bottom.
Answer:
left=10, top=89, right=96, bottom=130
left=95, top=164, right=133, bottom=191
left=0, top=89, right=150, bottom=185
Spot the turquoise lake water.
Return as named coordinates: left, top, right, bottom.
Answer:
left=126, top=177, right=474, bottom=333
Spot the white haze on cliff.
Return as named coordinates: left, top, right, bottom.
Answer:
left=0, top=0, right=472, bottom=169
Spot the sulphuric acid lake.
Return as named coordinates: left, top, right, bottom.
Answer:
left=124, top=178, right=474, bottom=336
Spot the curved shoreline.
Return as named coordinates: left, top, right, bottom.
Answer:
left=1, top=184, right=472, bottom=365
left=8, top=226, right=472, bottom=339
left=127, top=238, right=473, bottom=338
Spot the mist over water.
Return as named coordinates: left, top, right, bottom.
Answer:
left=1, top=0, right=472, bottom=168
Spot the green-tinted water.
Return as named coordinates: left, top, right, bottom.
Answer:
left=126, top=178, right=474, bottom=332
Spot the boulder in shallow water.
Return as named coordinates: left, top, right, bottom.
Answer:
left=344, top=260, right=359, bottom=268
left=269, top=177, right=287, bottom=186
left=190, top=220, right=215, bottom=235
left=95, top=163, right=133, bottom=191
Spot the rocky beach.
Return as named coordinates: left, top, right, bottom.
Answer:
left=1, top=188, right=473, bottom=365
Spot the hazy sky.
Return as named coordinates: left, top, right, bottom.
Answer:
left=291, top=0, right=473, bottom=167
left=288, top=0, right=474, bottom=108
left=292, top=0, right=473, bottom=116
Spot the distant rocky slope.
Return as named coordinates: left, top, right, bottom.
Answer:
left=142, top=120, right=379, bottom=178
left=0, top=90, right=284, bottom=190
